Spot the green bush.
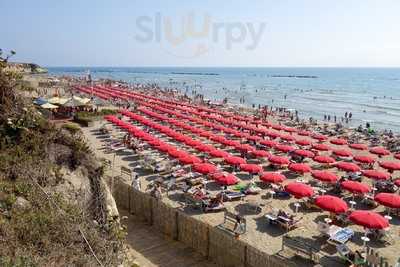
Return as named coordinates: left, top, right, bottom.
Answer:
left=73, top=116, right=93, bottom=127
left=76, top=109, right=117, bottom=118
left=61, top=123, right=81, bottom=135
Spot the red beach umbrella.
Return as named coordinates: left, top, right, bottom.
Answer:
left=332, top=149, right=353, bottom=157
left=285, top=182, right=314, bottom=199
left=251, top=150, right=271, bottom=158
left=271, top=124, right=283, bottom=131
left=235, top=143, right=256, bottom=152
left=240, top=164, right=263, bottom=174
left=268, top=155, right=290, bottom=165
left=330, top=138, right=348, bottom=145
left=315, top=195, right=348, bottom=214
left=349, top=211, right=389, bottom=229
left=224, top=156, right=247, bottom=166
left=168, top=149, right=188, bottom=158
left=275, top=144, right=296, bottom=153
left=293, top=149, right=315, bottom=158
left=341, top=181, right=371, bottom=194
left=193, top=163, right=217, bottom=174
left=298, top=130, right=311, bottom=136
left=362, top=170, right=390, bottom=181
left=283, top=127, right=297, bottom=133
left=148, top=139, right=163, bottom=146
left=312, top=143, right=331, bottom=151
left=185, top=139, right=203, bottom=147
left=195, top=144, right=216, bottom=152
left=260, top=172, right=286, bottom=183
left=375, top=193, right=400, bottom=209
left=295, top=139, right=312, bottom=146
left=311, top=133, right=328, bottom=141
left=212, top=172, right=238, bottom=185
left=281, top=134, right=296, bottom=141
left=313, top=155, right=336, bottom=164
left=311, top=170, right=338, bottom=183
left=288, top=163, right=312, bottom=173
left=265, top=131, right=281, bottom=139
left=259, top=139, right=277, bottom=148
left=179, top=155, right=202, bottom=165
left=248, top=135, right=262, bottom=142
left=156, top=144, right=173, bottom=152
left=353, top=155, right=376, bottom=164
left=210, top=135, right=227, bottom=142
left=379, top=161, right=400, bottom=171
left=336, top=162, right=361, bottom=172
left=220, top=139, right=239, bottom=147
left=209, top=149, right=230, bottom=158
left=370, top=147, right=390, bottom=156
left=349, top=143, right=368, bottom=150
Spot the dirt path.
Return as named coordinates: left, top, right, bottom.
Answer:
left=121, top=209, right=217, bottom=267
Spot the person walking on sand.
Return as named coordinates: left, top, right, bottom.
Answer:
left=349, top=112, right=352, bottom=119
left=131, top=171, right=141, bottom=191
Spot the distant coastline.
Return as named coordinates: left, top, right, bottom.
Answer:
left=5, top=62, right=47, bottom=74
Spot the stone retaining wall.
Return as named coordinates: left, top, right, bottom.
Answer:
left=113, top=178, right=295, bottom=267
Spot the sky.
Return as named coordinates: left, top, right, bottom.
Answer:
left=1, top=0, right=400, bottom=67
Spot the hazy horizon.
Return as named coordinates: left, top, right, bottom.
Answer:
left=2, top=0, right=400, bottom=67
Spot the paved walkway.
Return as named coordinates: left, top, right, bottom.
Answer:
left=121, top=209, right=217, bottom=267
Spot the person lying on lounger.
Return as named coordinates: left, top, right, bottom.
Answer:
left=208, top=193, right=224, bottom=208
left=277, top=209, right=294, bottom=220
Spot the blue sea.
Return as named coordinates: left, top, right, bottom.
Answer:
left=48, top=67, right=400, bottom=132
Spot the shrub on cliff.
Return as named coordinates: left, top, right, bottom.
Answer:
left=0, top=51, right=124, bottom=266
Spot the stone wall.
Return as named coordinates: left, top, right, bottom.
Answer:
left=113, top=178, right=295, bottom=267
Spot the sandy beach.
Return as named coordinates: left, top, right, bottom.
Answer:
left=70, top=82, right=400, bottom=267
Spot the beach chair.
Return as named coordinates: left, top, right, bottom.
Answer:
left=222, top=191, right=245, bottom=201
left=184, top=193, right=205, bottom=211
left=277, top=215, right=303, bottom=231
left=304, top=197, right=321, bottom=210
left=360, top=194, right=378, bottom=208
left=336, top=244, right=366, bottom=266
left=203, top=200, right=225, bottom=213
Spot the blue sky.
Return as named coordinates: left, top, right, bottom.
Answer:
left=1, top=0, right=400, bottom=67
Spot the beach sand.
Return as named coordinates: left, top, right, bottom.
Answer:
left=81, top=117, right=400, bottom=267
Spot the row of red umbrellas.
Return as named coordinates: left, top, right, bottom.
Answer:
left=85, top=86, right=399, bottom=171
left=101, top=92, right=396, bottom=231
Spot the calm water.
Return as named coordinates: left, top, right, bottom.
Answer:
left=48, top=67, right=400, bottom=132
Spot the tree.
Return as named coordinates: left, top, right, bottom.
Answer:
left=0, top=49, right=16, bottom=63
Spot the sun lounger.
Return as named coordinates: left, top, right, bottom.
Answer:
left=277, top=215, right=303, bottom=231
left=222, top=191, right=245, bottom=201
left=203, top=202, right=225, bottom=213
left=328, top=227, right=354, bottom=245
left=304, top=197, right=321, bottom=210
left=318, top=223, right=354, bottom=244
left=360, top=194, right=378, bottom=208
left=184, top=193, right=205, bottom=210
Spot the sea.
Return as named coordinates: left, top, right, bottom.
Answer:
left=47, top=67, right=400, bottom=132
